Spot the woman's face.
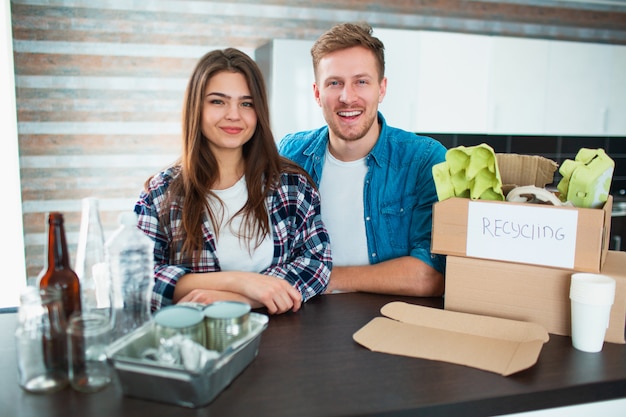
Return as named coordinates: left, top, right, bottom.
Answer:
left=201, top=70, right=257, bottom=155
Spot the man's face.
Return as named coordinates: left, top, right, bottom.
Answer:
left=313, top=46, right=387, bottom=144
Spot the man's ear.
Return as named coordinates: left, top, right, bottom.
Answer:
left=378, top=77, right=388, bottom=104
left=313, top=82, right=322, bottom=107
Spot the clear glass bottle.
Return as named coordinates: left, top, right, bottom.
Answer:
left=106, top=211, right=154, bottom=338
left=75, top=198, right=111, bottom=316
left=15, top=286, right=68, bottom=393
left=38, top=212, right=82, bottom=320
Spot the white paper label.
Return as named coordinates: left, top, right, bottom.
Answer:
left=466, top=202, right=578, bottom=269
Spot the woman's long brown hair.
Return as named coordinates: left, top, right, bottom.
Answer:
left=154, top=48, right=306, bottom=261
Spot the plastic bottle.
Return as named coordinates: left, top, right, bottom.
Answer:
left=106, top=211, right=154, bottom=337
left=38, top=212, right=82, bottom=320
left=75, top=197, right=111, bottom=316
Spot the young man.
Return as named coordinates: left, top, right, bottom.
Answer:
left=279, top=22, right=446, bottom=297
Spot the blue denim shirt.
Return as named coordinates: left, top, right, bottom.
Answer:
left=279, top=112, right=447, bottom=273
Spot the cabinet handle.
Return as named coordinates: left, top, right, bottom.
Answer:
left=601, top=107, right=608, bottom=133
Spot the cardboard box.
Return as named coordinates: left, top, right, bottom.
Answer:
left=431, top=195, right=612, bottom=272
left=444, top=250, right=626, bottom=344
left=496, top=153, right=558, bottom=192
left=353, top=302, right=549, bottom=376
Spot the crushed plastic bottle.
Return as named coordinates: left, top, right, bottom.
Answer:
left=106, top=211, right=154, bottom=338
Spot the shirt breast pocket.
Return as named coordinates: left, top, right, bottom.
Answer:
left=380, top=195, right=417, bottom=250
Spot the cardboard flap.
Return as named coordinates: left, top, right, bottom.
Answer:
left=353, top=303, right=549, bottom=376
left=381, top=302, right=549, bottom=342
left=496, top=153, right=558, bottom=188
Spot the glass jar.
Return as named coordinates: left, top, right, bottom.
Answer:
left=15, top=286, right=68, bottom=393
left=67, top=312, right=113, bottom=393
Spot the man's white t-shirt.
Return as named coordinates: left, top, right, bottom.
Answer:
left=318, top=149, right=370, bottom=266
left=209, top=176, right=273, bottom=272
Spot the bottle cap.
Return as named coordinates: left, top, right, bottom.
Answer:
left=118, top=211, right=138, bottom=226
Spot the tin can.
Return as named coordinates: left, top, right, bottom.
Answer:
left=203, top=301, right=251, bottom=352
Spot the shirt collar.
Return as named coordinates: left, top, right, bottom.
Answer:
left=368, top=112, right=388, bottom=167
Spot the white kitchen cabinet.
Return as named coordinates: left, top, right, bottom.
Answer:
left=372, top=28, right=420, bottom=132
left=412, top=31, right=492, bottom=134
left=544, top=40, right=612, bottom=136
left=260, top=31, right=626, bottom=138
left=374, top=29, right=493, bottom=134
left=487, top=36, right=550, bottom=135
left=255, top=39, right=325, bottom=141
left=606, top=44, right=626, bottom=135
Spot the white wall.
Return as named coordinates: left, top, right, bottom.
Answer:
left=1, top=0, right=27, bottom=308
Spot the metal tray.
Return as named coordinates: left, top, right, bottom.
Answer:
left=107, top=312, right=269, bottom=408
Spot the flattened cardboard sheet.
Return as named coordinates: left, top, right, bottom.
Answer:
left=353, top=302, right=549, bottom=376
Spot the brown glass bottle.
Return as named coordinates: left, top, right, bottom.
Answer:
left=38, top=212, right=82, bottom=320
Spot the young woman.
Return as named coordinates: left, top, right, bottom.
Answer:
left=135, top=48, right=331, bottom=314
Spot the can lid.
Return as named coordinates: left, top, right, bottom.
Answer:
left=203, top=301, right=251, bottom=319
left=154, top=305, right=204, bottom=328
left=569, top=273, right=616, bottom=305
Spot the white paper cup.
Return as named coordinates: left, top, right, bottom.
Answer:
left=569, top=273, right=616, bottom=353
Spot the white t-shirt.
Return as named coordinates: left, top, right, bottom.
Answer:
left=209, top=176, right=273, bottom=272
left=318, top=149, right=370, bottom=266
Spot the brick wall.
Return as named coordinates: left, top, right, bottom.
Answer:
left=10, top=0, right=626, bottom=280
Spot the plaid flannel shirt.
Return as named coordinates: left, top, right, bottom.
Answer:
left=134, top=167, right=332, bottom=311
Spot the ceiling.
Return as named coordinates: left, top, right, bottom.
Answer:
left=471, top=0, right=626, bottom=12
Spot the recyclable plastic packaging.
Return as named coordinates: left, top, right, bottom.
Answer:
left=106, top=212, right=154, bottom=338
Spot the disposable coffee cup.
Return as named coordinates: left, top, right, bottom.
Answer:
left=569, top=273, right=616, bottom=353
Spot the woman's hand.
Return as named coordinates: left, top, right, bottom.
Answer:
left=175, top=272, right=302, bottom=314
left=233, top=274, right=302, bottom=314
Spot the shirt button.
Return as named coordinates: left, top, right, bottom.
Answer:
left=400, top=208, right=404, bottom=213
left=372, top=253, right=377, bottom=258
left=365, top=217, right=371, bottom=221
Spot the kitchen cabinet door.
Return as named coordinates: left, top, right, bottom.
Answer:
left=488, top=36, right=549, bottom=135
left=544, top=40, right=612, bottom=136
left=255, top=39, right=325, bottom=141
left=413, top=31, right=492, bottom=134
left=372, top=28, right=421, bottom=132
left=606, top=45, right=626, bottom=136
